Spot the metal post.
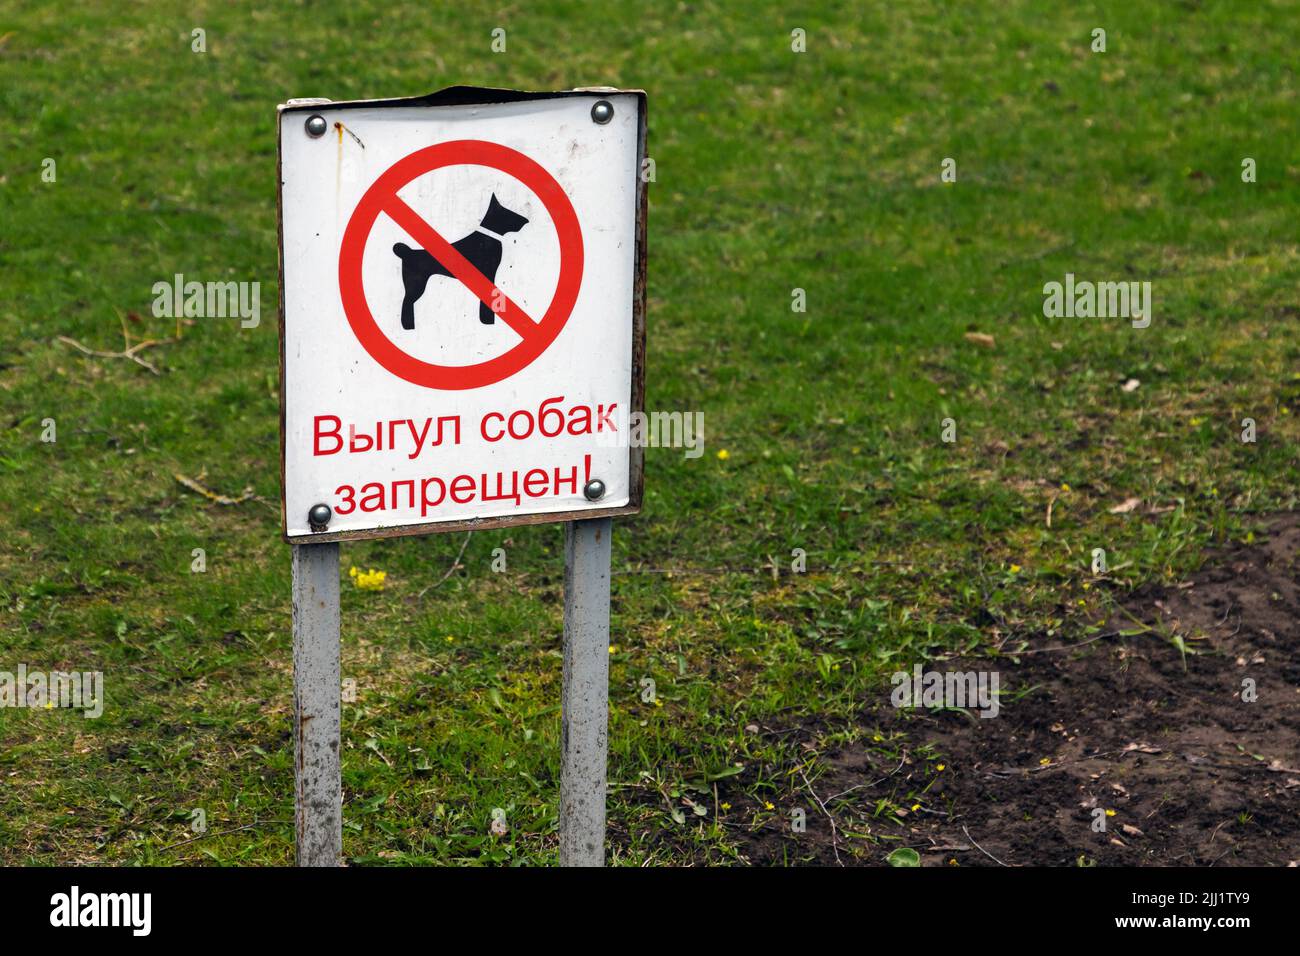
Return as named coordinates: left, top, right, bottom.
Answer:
left=292, top=541, right=342, bottom=866
left=560, top=517, right=613, bottom=866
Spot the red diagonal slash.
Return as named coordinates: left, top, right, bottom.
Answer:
left=382, top=195, right=537, bottom=341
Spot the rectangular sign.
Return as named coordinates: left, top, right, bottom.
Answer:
left=277, top=87, right=646, bottom=541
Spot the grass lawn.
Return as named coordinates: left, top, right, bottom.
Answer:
left=0, top=0, right=1297, bottom=865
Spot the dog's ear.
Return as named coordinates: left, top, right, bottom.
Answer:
left=482, top=193, right=528, bottom=234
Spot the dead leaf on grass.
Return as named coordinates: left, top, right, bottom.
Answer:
left=1122, top=742, right=1162, bottom=754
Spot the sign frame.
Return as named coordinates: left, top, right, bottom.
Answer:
left=275, top=86, right=648, bottom=544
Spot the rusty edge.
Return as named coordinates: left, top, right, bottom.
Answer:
left=276, top=87, right=648, bottom=545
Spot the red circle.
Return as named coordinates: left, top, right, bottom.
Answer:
left=338, top=140, right=583, bottom=390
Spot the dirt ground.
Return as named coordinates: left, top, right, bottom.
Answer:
left=739, top=514, right=1300, bottom=866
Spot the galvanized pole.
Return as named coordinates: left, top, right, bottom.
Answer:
left=292, top=541, right=342, bottom=866
left=559, top=517, right=613, bottom=866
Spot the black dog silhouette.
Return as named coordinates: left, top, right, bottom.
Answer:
left=392, top=194, right=528, bottom=330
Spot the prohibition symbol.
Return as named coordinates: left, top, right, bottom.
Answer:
left=338, top=140, right=584, bottom=390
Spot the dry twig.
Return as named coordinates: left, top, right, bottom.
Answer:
left=173, top=472, right=258, bottom=506
left=57, top=335, right=171, bottom=375
left=797, top=764, right=843, bottom=866
left=418, top=531, right=473, bottom=597
left=962, top=825, right=1010, bottom=867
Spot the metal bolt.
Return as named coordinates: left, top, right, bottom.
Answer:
left=583, top=479, right=606, bottom=501
left=305, top=114, right=328, bottom=138
left=590, top=100, right=614, bottom=125
left=308, top=503, right=332, bottom=531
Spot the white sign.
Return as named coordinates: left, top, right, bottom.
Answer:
left=277, top=88, right=646, bottom=540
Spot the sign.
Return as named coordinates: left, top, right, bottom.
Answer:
left=277, top=87, right=646, bottom=541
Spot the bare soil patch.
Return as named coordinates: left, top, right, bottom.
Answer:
left=737, top=514, right=1300, bottom=866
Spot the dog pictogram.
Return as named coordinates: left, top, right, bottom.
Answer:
left=392, top=193, right=529, bottom=330
left=338, top=139, right=583, bottom=390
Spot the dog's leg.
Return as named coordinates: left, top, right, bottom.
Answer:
left=475, top=246, right=504, bottom=325
left=393, top=243, right=437, bottom=331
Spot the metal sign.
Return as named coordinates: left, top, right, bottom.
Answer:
left=278, top=87, right=646, bottom=542
left=277, top=87, right=645, bottom=868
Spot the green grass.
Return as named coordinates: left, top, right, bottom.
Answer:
left=1, top=0, right=1298, bottom=864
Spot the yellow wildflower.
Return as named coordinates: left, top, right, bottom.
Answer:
left=352, top=568, right=386, bottom=590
